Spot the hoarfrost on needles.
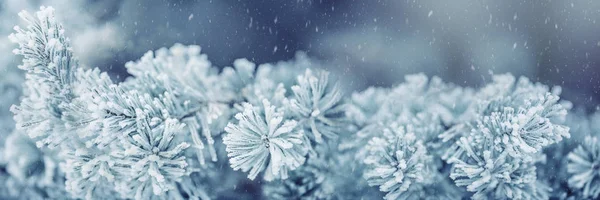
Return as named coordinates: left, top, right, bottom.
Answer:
left=1, top=5, right=599, bottom=200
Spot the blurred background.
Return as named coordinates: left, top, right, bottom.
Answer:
left=1, top=0, right=599, bottom=117
left=1, top=1, right=598, bottom=199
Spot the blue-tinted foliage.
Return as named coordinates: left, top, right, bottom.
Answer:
left=1, top=6, right=599, bottom=200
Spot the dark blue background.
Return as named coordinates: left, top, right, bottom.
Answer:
left=1, top=0, right=599, bottom=109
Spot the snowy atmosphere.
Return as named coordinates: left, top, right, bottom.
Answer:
left=0, top=1, right=599, bottom=199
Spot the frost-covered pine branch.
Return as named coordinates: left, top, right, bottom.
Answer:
left=125, top=44, right=236, bottom=165
left=342, top=74, right=472, bottom=199
left=567, top=135, right=600, bottom=199
left=6, top=6, right=354, bottom=199
left=112, top=118, right=191, bottom=199
left=363, top=124, right=449, bottom=200
left=9, top=7, right=220, bottom=199
left=221, top=59, right=348, bottom=181
left=538, top=108, right=600, bottom=199
left=3, top=5, right=596, bottom=200
left=288, top=69, right=345, bottom=143
left=440, top=75, right=569, bottom=162
left=223, top=100, right=307, bottom=181
left=440, top=75, right=570, bottom=199
left=447, top=137, right=551, bottom=199
left=9, top=6, right=78, bottom=148
left=343, top=73, right=574, bottom=199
